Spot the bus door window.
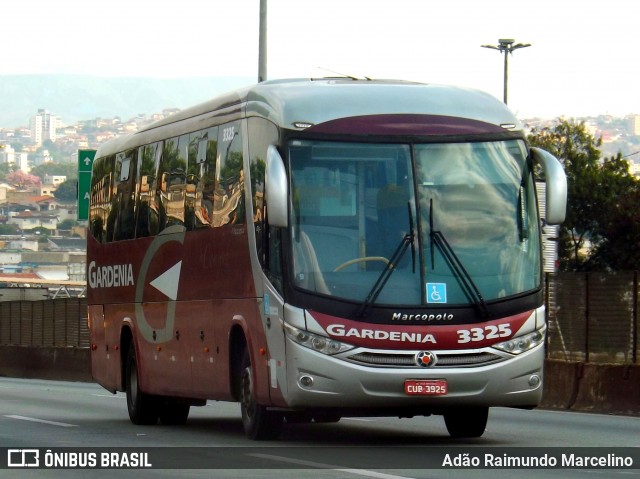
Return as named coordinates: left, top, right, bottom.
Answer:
left=158, top=135, right=188, bottom=230
left=111, top=150, right=137, bottom=241
left=248, top=117, right=281, bottom=293
left=135, top=142, right=162, bottom=238
left=89, top=155, right=114, bottom=243
left=214, top=122, right=244, bottom=227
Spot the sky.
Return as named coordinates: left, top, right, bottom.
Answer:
left=2, top=0, right=638, bottom=119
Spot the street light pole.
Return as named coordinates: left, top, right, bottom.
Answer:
left=481, top=38, right=531, bottom=105
left=258, top=0, right=267, bottom=83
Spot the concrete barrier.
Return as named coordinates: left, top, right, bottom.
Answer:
left=0, top=348, right=638, bottom=416
left=571, top=363, right=640, bottom=416
left=0, top=346, right=92, bottom=382
left=540, top=359, right=582, bottom=410
left=541, top=359, right=640, bottom=416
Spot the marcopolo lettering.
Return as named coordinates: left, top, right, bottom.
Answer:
left=392, top=312, right=454, bottom=321
left=326, top=324, right=436, bottom=344
left=88, top=261, right=134, bottom=289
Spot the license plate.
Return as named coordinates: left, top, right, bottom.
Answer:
left=404, top=379, right=448, bottom=396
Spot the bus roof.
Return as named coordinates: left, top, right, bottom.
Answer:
left=246, top=78, right=521, bottom=132
left=96, top=78, right=521, bottom=157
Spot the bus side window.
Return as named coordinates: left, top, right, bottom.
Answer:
left=201, top=127, right=218, bottom=228
left=186, top=129, right=217, bottom=230
left=136, top=142, right=161, bottom=238
left=157, top=136, right=187, bottom=231
left=89, top=155, right=114, bottom=243
left=213, top=122, right=244, bottom=227
left=112, top=149, right=137, bottom=241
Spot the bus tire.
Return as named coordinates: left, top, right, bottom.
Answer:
left=239, top=349, right=283, bottom=440
left=125, top=344, right=160, bottom=425
left=443, top=407, right=488, bottom=438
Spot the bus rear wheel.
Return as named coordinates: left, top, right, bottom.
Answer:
left=239, top=349, right=283, bottom=440
left=443, top=407, right=489, bottom=438
left=125, top=344, right=160, bottom=425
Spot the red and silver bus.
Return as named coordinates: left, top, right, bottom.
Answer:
left=88, top=78, right=567, bottom=439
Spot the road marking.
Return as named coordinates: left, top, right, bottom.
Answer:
left=247, top=453, right=415, bottom=479
left=5, top=415, right=77, bottom=428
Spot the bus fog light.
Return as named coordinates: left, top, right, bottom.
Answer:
left=299, top=375, right=314, bottom=388
left=528, top=374, right=541, bottom=388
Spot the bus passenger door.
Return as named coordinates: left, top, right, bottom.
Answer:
left=261, top=226, right=289, bottom=406
left=262, top=282, right=289, bottom=405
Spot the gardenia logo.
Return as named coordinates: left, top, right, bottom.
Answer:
left=88, top=261, right=134, bottom=289
left=326, top=324, right=437, bottom=344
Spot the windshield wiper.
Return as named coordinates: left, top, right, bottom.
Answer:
left=429, top=199, right=490, bottom=318
left=355, top=203, right=415, bottom=318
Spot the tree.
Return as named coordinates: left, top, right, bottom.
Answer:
left=53, top=179, right=78, bottom=203
left=0, top=161, right=10, bottom=179
left=528, top=119, right=640, bottom=271
left=5, top=170, right=41, bottom=190
left=591, top=157, right=640, bottom=270
left=30, top=162, right=78, bottom=181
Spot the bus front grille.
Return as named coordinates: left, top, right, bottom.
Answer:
left=345, top=351, right=505, bottom=368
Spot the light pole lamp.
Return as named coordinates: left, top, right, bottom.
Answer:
left=481, top=38, right=531, bottom=105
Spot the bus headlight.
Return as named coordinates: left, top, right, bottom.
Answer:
left=493, top=324, right=546, bottom=355
left=283, top=322, right=354, bottom=355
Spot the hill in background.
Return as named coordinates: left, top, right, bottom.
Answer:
left=0, top=75, right=255, bottom=127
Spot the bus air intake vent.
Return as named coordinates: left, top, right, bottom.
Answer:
left=346, top=351, right=504, bottom=368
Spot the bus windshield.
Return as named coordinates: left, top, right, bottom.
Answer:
left=288, top=139, right=540, bottom=307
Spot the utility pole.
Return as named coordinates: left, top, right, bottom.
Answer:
left=481, top=39, right=531, bottom=105
left=258, top=0, right=267, bottom=83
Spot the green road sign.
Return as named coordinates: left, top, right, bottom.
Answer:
left=78, top=149, right=96, bottom=221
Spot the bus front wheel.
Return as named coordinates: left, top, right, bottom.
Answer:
left=125, top=344, right=160, bottom=425
left=443, top=407, right=489, bottom=438
left=239, top=349, right=283, bottom=440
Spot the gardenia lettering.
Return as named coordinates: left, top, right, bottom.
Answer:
left=326, top=324, right=436, bottom=344
left=88, top=261, right=134, bottom=289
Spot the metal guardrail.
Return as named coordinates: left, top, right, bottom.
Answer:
left=546, top=272, right=639, bottom=364
left=0, top=298, right=88, bottom=348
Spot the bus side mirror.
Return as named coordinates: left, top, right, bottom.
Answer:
left=531, top=147, right=567, bottom=225
left=266, top=145, right=289, bottom=228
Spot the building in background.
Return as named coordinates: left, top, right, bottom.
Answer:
left=29, top=109, right=61, bottom=146
left=627, top=115, right=640, bottom=136
left=0, top=144, right=29, bottom=173
left=0, top=144, right=29, bottom=172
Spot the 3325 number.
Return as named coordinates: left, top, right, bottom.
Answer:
left=456, top=324, right=511, bottom=344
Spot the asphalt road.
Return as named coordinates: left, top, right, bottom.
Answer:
left=0, top=377, right=638, bottom=479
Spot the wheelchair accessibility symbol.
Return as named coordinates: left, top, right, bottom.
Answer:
left=426, top=283, right=447, bottom=304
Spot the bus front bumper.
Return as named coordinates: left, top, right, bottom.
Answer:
left=281, top=340, right=544, bottom=411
